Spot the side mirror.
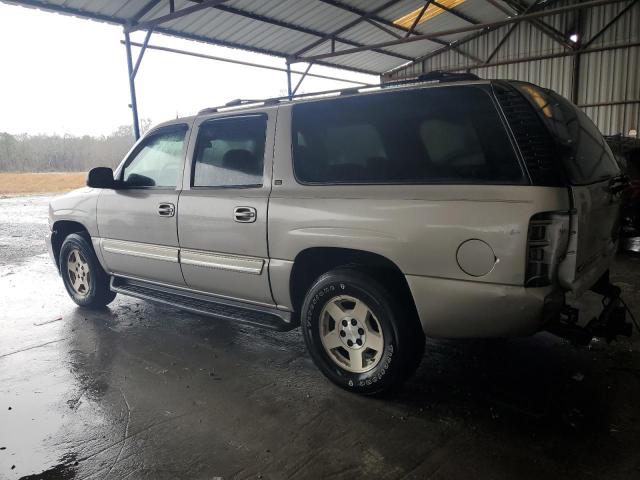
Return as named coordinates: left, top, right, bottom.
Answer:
left=86, top=167, right=116, bottom=189
left=125, top=173, right=156, bottom=187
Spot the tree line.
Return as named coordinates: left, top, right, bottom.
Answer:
left=0, top=120, right=151, bottom=172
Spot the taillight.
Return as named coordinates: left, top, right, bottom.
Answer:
left=526, top=212, right=570, bottom=287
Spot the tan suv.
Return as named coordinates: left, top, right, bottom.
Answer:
left=47, top=77, right=630, bottom=394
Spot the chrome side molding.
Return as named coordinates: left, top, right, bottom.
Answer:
left=102, top=238, right=179, bottom=263
left=100, top=238, right=264, bottom=274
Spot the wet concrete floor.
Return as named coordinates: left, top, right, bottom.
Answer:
left=1, top=194, right=640, bottom=479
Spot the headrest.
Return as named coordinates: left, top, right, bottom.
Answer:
left=222, top=149, right=260, bottom=175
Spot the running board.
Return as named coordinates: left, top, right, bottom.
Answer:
left=110, top=276, right=296, bottom=331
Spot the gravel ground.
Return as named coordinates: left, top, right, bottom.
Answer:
left=0, top=195, right=50, bottom=266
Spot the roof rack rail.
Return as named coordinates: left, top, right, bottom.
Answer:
left=224, top=98, right=261, bottom=107
left=339, top=87, right=360, bottom=96
left=197, top=85, right=375, bottom=115
left=418, top=70, right=480, bottom=82
left=382, top=70, right=481, bottom=89
left=198, top=98, right=270, bottom=114
left=197, top=73, right=477, bottom=116
left=196, top=71, right=482, bottom=115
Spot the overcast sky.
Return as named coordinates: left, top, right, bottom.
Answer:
left=0, top=3, right=375, bottom=136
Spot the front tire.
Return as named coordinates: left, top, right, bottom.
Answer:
left=301, top=268, right=424, bottom=395
left=59, top=233, right=116, bottom=308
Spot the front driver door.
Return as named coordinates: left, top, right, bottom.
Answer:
left=178, top=112, right=275, bottom=306
left=96, top=123, right=189, bottom=286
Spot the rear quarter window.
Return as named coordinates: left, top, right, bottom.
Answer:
left=291, top=86, right=525, bottom=185
left=515, top=83, right=619, bottom=185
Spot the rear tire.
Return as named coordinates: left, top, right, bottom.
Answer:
left=301, top=268, right=424, bottom=395
left=59, top=233, right=116, bottom=308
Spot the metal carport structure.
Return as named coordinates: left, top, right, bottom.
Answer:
left=2, top=0, right=638, bottom=139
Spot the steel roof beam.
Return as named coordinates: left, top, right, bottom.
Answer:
left=303, top=0, right=480, bottom=63
left=389, top=39, right=640, bottom=78
left=406, top=1, right=432, bottom=38
left=2, top=0, right=383, bottom=74
left=209, top=3, right=414, bottom=62
left=316, top=0, right=478, bottom=35
left=484, top=0, right=542, bottom=64
left=291, top=62, right=313, bottom=97
left=583, top=0, right=638, bottom=48
left=149, top=25, right=380, bottom=75
left=431, top=0, right=481, bottom=24
left=485, top=0, right=574, bottom=49
left=387, top=0, right=563, bottom=72
left=296, top=0, right=626, bottom=63
left=130, top=29, right=154, bottom=80
left=131, top=0, right=163, bottom=24
left=293, top=0, right=403, bottom=57
left=3, top=0, right=126, bottom=24
left=364, top=18, right=403, bottom=39
left=123, top=40, right=374, bottom=85
left=386, top=28, right=491, bottom=76
left=127, top=0, right=230, bottom=32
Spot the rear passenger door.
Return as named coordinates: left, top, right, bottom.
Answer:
left=178, top=112, right=276, bottom=306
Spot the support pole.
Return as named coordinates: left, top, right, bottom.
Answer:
left=571, top=10, right=583, bottom=104
left=291, top=63, right=313, bottom=97
left=131, top=29, right=153, bottom=80
left=286, top=61, right=293, bottom=99
left=124, top=30, right=141, bottom=140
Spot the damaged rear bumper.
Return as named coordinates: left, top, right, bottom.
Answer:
left=545, top=271, right=631, bottom=345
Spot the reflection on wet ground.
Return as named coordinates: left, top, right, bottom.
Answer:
left=1, top=195, right=639, bottom=479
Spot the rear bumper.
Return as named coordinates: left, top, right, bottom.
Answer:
left=406, top=274, right=554, bottom=338
left=558, top=240, right=617, bottom=297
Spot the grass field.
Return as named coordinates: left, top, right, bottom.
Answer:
left=0, top=172, right=86, bottom=195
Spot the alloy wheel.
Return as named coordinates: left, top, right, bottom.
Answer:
left=319, top=295, right=385, bottom=373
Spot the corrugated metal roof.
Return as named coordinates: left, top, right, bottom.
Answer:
left=383, top=0, right=640, bottom=137
left=2, top=0, right=512, bottom=74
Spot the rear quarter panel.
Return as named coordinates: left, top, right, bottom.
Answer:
left=268, top=105, right=570, bottom=310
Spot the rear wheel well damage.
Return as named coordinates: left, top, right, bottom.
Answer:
left=289, top=247, right=420, bottom=328
left=51, top=221, right=89, bottom=271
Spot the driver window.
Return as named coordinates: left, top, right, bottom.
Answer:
left=122, top=127, right=187, bottom=188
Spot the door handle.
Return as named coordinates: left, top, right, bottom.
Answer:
left=158, top=203, right=175, bottom=217
left=234, top=206, right=257, bottom=223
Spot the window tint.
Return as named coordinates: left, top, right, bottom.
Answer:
left=292, top=86, right=524, bottom=185
left=515, top=84, right=619, bottom=185
left=193, top=116, right=266, bottom=188
left=122, top=127, right=187, bottom=188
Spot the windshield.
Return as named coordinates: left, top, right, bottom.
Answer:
left=515, top=83, right=619, bottom=185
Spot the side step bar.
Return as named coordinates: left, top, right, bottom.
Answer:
left=110, top=276, right=296, bottom=331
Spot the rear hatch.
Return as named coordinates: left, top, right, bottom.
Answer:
left=506, top=82, right=622, bottom=295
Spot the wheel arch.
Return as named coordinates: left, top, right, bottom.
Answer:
left=289, top=247, right=420, bottom=328
left=51, top=220, right=90, bottom=271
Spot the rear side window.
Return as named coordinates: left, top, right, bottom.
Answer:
left=292, top=86, right=524, bottom=185
left=515, top=84, right=619, bottom=185
left=193, top=115, right=266, bottom=188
